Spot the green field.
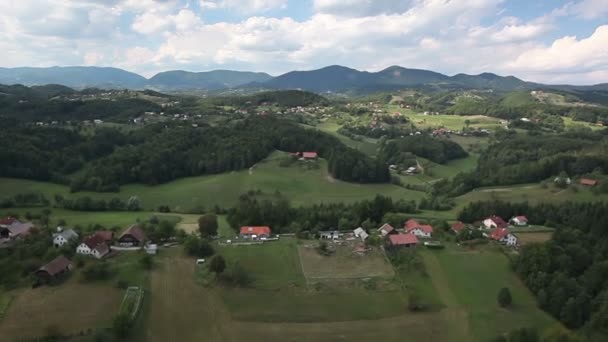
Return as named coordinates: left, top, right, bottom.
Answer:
left=314, top=121, right=379, bottom=156
left=423, top=246, right=559, bottom=341
left=0, top=151, right=421, bottom=212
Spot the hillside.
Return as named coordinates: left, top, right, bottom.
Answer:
left=0, top=66, right=147, bottom=88
left=148, top=70, right=273, bottom=90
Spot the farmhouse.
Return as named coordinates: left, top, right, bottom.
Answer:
left=377, top=223, right=396, bottom=237
left=240, top=226, right=271, bottom=240
left=510, top=216, right=529, bottom=226
left=35, top=255, right=73, bottom=283
left=490, top=228, right=518, bottom=246
left=580, top=178, right=598, bottom=186
left=92, top=230, right=114, bottom=244
left=483, top=215, right=507, bottom=229
left=52, top=228, right=79, bottom=247
left=118, top=224, right=146, bottom=247
left=302, top=152, right=318, bottom=160
left=353, top=227, right=369, bottom=241
left=387, top=233, right=419, bottom=248
left=77, top=235, right=109, bottom=259
left=451, top=221, right=466, bottom=234
left=404, top=219, right=433, bottom=238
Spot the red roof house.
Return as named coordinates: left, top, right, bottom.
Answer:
left=93, top=230, right=114, bottom=243
left=240, top=226, right=271, bottom=239
left=510, top=216, right=529, bottom=226
left=388, top=233, right=419, bottom=248
left=404, top=219, right=433, bottom=238
left=490, top=228, right=518, bottom=246
left=483, top=215, right=507, bottom=229
left=451, top=221, right=466, bottom=234
left=404, top=219, right=419, bottom=230
left=580, top=178, right=598, bottom=186
left=302, top=152, right=318, bottom=159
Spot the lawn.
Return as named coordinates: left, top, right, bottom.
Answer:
left=422, top=246, right=560, bottom=341
left=298, top=242, right=394, bottom=280
left=218, top=237, right=305, bottom=289
left=0, top=281, right=123, bottom=339
left=0, top=151, right=421, bottom=212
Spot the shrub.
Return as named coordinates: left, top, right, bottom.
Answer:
left=498, top=287, right=513, bottom=308
left=407, top=293, right=427, bottom=312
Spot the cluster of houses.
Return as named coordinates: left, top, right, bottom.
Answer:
left=450, top=215, right=530, bottom=246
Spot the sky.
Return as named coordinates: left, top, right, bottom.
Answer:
left=0, top=0, right=607, bottom=84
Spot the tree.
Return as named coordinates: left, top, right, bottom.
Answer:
left=209, top=255, right=226, bottom=276
left=498, top=287, right=513, bottom=308
left=184, top=235, right=214, bottom=258
left=198, top=213, right=218, bottom=238
left=140, top=254, right=153, bottom=270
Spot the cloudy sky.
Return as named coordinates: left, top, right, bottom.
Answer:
left=0, top=0, right=607, bottom=84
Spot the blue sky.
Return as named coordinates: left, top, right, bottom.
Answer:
left=0, top=0, right=607, bottom=84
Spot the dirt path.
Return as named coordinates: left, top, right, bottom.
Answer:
left=421, top=251, right=471, bottom=342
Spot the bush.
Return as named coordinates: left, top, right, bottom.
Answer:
left=498, top=287, right=513, bottom=308
left=209, top=255, right=226, bottom=275
left=184, top=235, right=215, bottom=258
left=140, top=254, right=153, bottom=270
left=220, top=262, right=253, bottom=287
left=407, top=293, right=427, bottom=312
left=82, top=262, right=113, bottom=282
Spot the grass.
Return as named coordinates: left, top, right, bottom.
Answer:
left=516, top=232, right=553, bottom=245
left=0, top=280, right=123, bottom=339
left=314, top=121, right=379, bottom=157
left=0, top=291, right=13, bottom=321
left=298, top=242, right=394, bottom=280
left=422, top=245, right=560, bottom=341
left=218, top=238, right=305, bottom=289
left=0, top=151, right=421, bottom=212
left=386, top=105, right=504, bottom=131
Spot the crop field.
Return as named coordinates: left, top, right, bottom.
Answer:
left=0, top=282, right=123, bottom=339
left=516, top=232, right=553, bottom=245
left=298, top=243, right=394, bottom=280
left=422, top=246, right=559, bottom=342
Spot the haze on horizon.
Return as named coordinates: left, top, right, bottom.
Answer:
left=1, top=0, right=607, bottom=85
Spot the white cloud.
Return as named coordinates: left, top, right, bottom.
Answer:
left=313, top=0, right=413, bottom=17
left=571, top=0, right=608, bottom=20
left=200, top=0, right=287, bottom=13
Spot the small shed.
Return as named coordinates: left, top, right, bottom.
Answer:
left=35, top=255, right=73, bottom=283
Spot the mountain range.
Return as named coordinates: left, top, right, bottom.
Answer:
left=0, top=65, right=606, bottom=93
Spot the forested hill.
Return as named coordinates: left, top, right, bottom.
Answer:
left=0, top=117, right=389, bottom=192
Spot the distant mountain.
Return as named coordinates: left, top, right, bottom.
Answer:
left=0, top=65, right=605, bottom=93
left=149, top=70, right=272, bottom=90
left=0, top=66, right=147, bottom=89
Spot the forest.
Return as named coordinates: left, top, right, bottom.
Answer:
left=379, top=135, right=468, bottom=164
left=0, top=116, right=390, bottom=192
left=458, top=200, right=608, bottom=341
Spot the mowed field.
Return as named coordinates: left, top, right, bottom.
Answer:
left=298, top=243, right=394, bottom=280
left=421, top=246, right=560, bottom=342
left=0, top=282, right=123, bottom=339
left=0, top=151, right=421, bottom=212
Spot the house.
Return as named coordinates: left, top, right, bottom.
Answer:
left=353, top=227, right=369, bottom=241
left=510, top=216, right=529, bottom=226
left=92, top=230, right=114, bottom=244
left=490, top=228, right=518, bottom=246
left=4, top=222, right=35, bottom=239
left=76, top=235, right=109, bottom=259
left=52, top=228, right=79, bottom=247
left=483, top=215, right=507, bottom=229
left=580, top=178, right=598, bottom=186
left=0, top=216, right=19, bottom=228
left=404, top=219, right=433, bottom=238
left=302, top=152, right=318, bottom=160
left=118, top=224, right=146, bottom=247
left=377, top=223, right=397, bottom=237
left=451, top=221, right=466, bottom=234
left=319, top=230, right=340, bottom=240
left=35, top=255, right=73, bottom=283
left=387, top=233, right=419, bottom=248
left=239, top=226, right=271, bottom=240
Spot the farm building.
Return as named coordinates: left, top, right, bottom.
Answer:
left=490, top=228, right=518, bottom=246
left=451, top=221, right=466, bottom=234
left=404, top=219, right=433, bottom=238
left=319, top=230, right=340, bottom=240
left=302, top=152, right=318, bottom=160
left=387, top=233, right=419, bottom=248
left=1, top=221, right=35, bottom=240
left=52, top=228, right=79, bottom=247
left=0, top=216, right=19, bottom=228
left=35, top=255, right=73, bottom=283
left=579, top=178, right=598, bottom=186
left=353, top=227, right=369, bottom=241
left=145, top=244, right=158, bottom=255
left=377, top=223, right=396, bottom=237
left=77, top=235, right=110, bottom=259
left=510, top=216, right=529, bottom=226
left=240, top=226, right=271, bottom=240
left=483, top=215, right=508, bottom=229
left=92, top=230, right=114, bottom=244
left=118, top=224, right=147, bottom=247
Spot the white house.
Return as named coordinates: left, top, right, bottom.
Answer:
left=76, top=235, right=109, bottom=259
left=377, top=223, right=395, bottom=237
left=52, top=228, right=79, bottom=247
left=490, top=228, right=518, bottom=246
left=353, top=227, right=369, bottom=241
left=483, top=215, right=508, bottom=229
left=510, top=216, right=529, bottom=226
left=404, top=219, right=434, bottom=238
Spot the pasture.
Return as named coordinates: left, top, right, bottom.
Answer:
left=516, top=232, right=553, bottom=245
left=298, top=243, right=394, bottom=280
left=0, top=282, right=123, bottom=339
left=422, top=246, right=559, bottom=341
left=0, top=151, right=421, bottom=212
